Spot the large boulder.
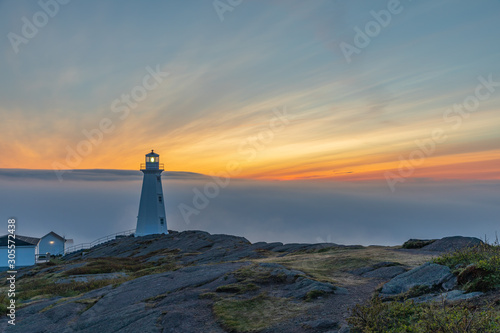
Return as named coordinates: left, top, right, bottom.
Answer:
left=351, top=262, right=407, bottom=279
left=402, top=239, right=437, bottom=249
left=412, top=290, right=483, bottom=303
left=381, top=262, right=454, bottom=295
left=256, top=263, right=348, bottom=299
left=362, top=266, right=407, bottom=279
left=283, top=277, right=348, bottom=299
left=421, top=236, right=483, bottom=252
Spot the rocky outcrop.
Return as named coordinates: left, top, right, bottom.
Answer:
left=381, top=262, right=455, bottom=295
left=402, top=239, right=437, bottom=249
left=301, top=319, right=339, bottom=330
left=412, top=290, right=483, bottom=303
left=380, top=261, right=485, bottom=304
left=8, top=262, right=244, bottom=333
left=1, top=231, right=354, bottom=333
left=0, top=232, right=492, bottom=332
left=350, top=262, right=407, bottom=279
left=56, top=272, right=127, bottom=284
left=362, top=266, right=407, bottom=279
left=420, top=236, right=483, bottom=252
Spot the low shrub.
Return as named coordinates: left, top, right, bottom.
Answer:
left=434, top=242, right=500, bottom=292
left=348, top=297, right=500, bottom=332
left=213, top=293, right=302, bottom=332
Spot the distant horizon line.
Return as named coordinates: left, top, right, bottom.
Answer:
left=0, top=167, right=498, bottom=184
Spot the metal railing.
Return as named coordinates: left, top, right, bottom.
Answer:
left=140, top=163, right=164, bottom=170
left=57, top=229, right=136, bottom=256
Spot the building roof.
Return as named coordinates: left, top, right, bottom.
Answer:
left=0, top=234, right=40, bottom=247
left=41, top=231, right=66, bottom=241
left=146, top=149, right=159, bottom=157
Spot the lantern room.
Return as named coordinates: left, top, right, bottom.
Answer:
left=141, top=150, right=163, bottom=170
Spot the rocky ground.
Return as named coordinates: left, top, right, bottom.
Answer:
left=0, top=231, right=494, bottom=332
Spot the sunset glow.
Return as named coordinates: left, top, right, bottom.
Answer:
left=1, top=1, right=499, bottom=183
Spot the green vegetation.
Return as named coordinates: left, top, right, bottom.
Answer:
left=349, top=242, right=500, bottom=332
left=75, top=296, right=103, bottom=313
left=213, top=293, right=303, bottom=332
left=256, top=246, right=433, bottom=286
left=304, top=289, right=327, bottom=301
left=63, top=258, right=146, bottom=275
left=199, top=292, right=221, bottom=300
left=216, top=283, right=259, bottom=294
left=0, top=293, right=8, bottom=316
left=348, top=297, right=500, bottom=332
left=18, top=277, right=124, bottom=301
left=434, top=242, right=500, bottom=292
left=233, top=265, right=286, bottom=284
left=63, top=256, right=175, bottom=276
left=61, top=255, right=177, bottom=279
left=2, top=253, right=177, bottom=308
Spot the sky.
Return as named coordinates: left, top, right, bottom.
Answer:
left=0, top=0, right=499, bottom=245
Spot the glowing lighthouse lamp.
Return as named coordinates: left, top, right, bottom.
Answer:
left=135, top=150, right=168, bottom=236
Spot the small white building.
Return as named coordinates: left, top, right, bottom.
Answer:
left=38, top=231, right=68, bottom=256
left=0, top=235, right=40, bottom=269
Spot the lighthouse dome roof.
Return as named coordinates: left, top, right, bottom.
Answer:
left=146, top=150, right=159, bottom=157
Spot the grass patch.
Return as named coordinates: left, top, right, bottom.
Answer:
left=434, top=242, right=500, bottom=292
left=39, top=297, right=78, bottom=313
left=199, top=292, right=221, bottom=300
left=233, top=265, right=286, bottom=284
left=144, top=293, right=170, bottom=304
left=348, top=297, right=500, bottom=332
left=63, top=257, right=150, bottom=275
left=216, top=283, right=259, bottom=294
left=75, top=296, right=102, bottom=313
left=0, top=293, right=9, bottom=316
left=255, top=246, right=434, bottom=286
left=61, top=255, right=177, bottom=278
left=213, top=293, right=303, bottom=332
left=304, top=289, right=327, bottom=302
left=131, top=262, right=177, bottom=278
left=17, top=277, right=125, bottom=301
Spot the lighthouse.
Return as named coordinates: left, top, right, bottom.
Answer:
left=135, top=150, right=168, bottom=236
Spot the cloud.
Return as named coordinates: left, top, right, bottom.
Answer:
left=1, top=170, right=498, bottom=247
left=0, top=169, right=206, bottom=182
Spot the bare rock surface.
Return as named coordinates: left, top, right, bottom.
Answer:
left=361, top=266, right=407, bottom=279
left=56, top=272, right=128, bottom=284
left=412, top=290, right=484, bottom=303
left=420, top=236, right=483, bottom=252
left=380, top=262, right=454, bottom=295
left=350, top=261, right=407, bottom=279
left=0, top=232, right=493, bottom=333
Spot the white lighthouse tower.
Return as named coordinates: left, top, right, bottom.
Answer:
left=135, top=150, right=168, bottom=236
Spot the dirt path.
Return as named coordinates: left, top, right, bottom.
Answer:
left=260, top=278, right=382, bottom=333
